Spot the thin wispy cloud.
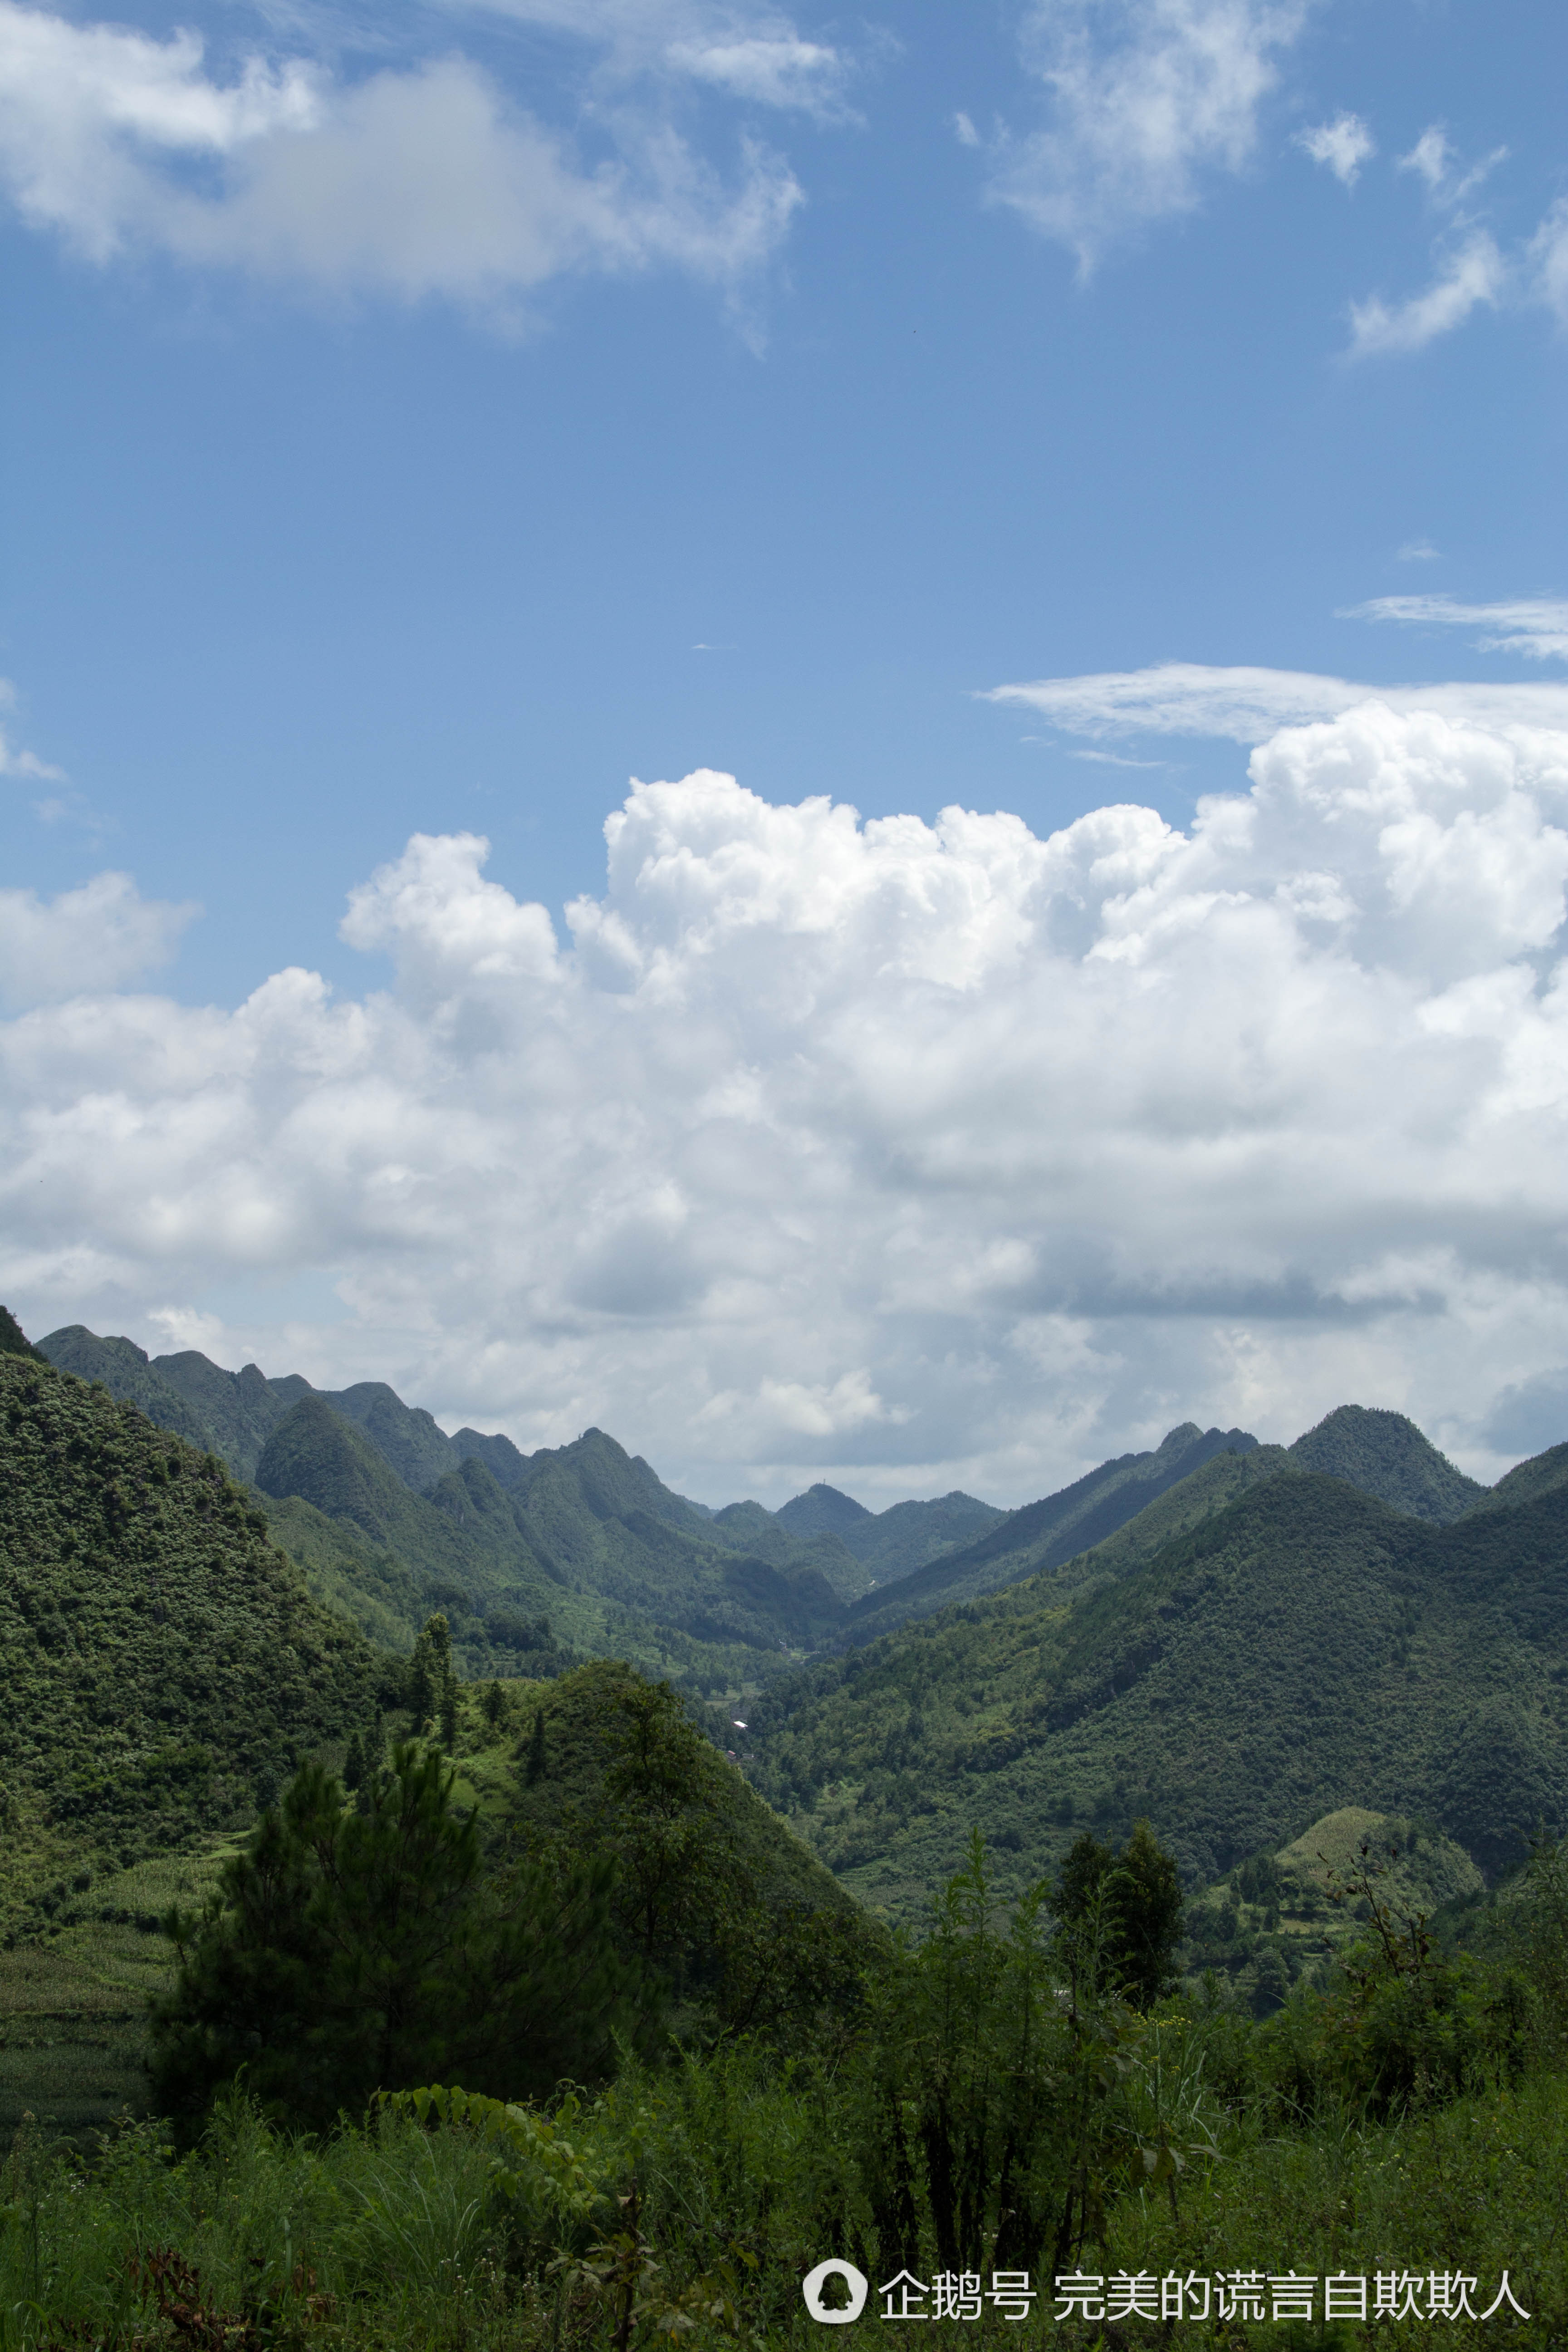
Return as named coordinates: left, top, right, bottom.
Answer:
left=1344, top=594, right=1568, bottom=665
left=1295, top=110, right=1373, bottom=188
left=1530, top=197, right=1568, bottom=324
left=0, top=680, right=65, bottom=783
left=985, top=661, right=1568, bottom=743
left=1398, top=122, right=1507, bottom=207
left=1397, top=540, right=1441, bottom=564
left=1348, top=232, right=1506, bottom=357
left=1067, top=746, right=1167, bottom=768
left=984, top=0, right=1310, bottom=272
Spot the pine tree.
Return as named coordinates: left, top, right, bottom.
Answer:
left=525, top=1706, right=548, bottom=1785
left=149, top=1744, right=643, bottom=2132
left=407, top=1612, right=458, bottom=1740
left=1051, top=1819, right=1183, bottom=2009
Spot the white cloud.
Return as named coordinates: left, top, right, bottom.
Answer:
left=1295, top=110, right=1372, bottom=188
left=1530, top=196, right=1568, bottom=325
left=1348, top=231, right=1506, bottom=357
left=10, top=713, right=1568, bottom=1499
left=1398, top=123, right=1450, bottom=191
left=986, top=0, right=1309, bottom=270
left=0, top=0, right=806, bottom=307
left=1397, top=122, right=1507, bottom=208
left=1396, top=539, right=1441, bottom=564
left=666, top=36, right=849, bottom=117
left=0, top=677, right=66, bottom=783
left=985, top=661, right=1568, bottom=744
left=0, top=872, right=197, bottom=1009
left=1344, top=596, right=1568, bottom=666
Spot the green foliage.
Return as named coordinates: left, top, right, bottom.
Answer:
left=6, top=1821, right=1568, bottom=2347
left=1053, top=1821, right=1184, bottom=2010
left=148, top=1744, right=641, bottom=2132
left=407, top=1612, right=460, bottom=1744
left=495, top=1664, right=885, bottom=2045
left=0, top=1305, right=46, bottom=1363
left=838, top=1421, right=1263, bottom=1644
left=858, top=1835, right=1066, bottom=2274
left=1289, top=1403, right=1484, bottom=1523
left=748, top=1464, right=1568, bottom=1916
left=0, top=1354, right=389, bottom=1932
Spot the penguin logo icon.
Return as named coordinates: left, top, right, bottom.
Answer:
left=802, top=2260, right=869, bottom=2324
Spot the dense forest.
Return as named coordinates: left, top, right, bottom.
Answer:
left=4, top=1312, right=1566, bottom=2344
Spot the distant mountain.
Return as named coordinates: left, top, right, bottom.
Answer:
left=772, top=1482, right=1007, bottom=1587
left=747, top=1454, right=1568, bottom=1918
left=1288, top=1404, right=1483, bottom=1523
left=834, top=1422, right=1261, bottom=1643
left=1462, top=1440, right=1568, bottom=1520
left=775, top=1484, right=873, bottom=1540
left=0, top=1352, right=388, bottom=1936
left=41, top=1328, right=446, bottom=1490
left=34, top=1334, right=864, bottom=1682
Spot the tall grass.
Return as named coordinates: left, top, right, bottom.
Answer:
left=1, top=2037, right=1562, bottom=2348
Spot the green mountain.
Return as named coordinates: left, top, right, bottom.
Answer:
left=1460, top=1438, right=1568, bottom=1519
left=0, top=1305, right=46, bottom=1363
left=33, top=1335, right=862, bottom=1683
left=773, top=1483, right=1006, bottom=1585
left=774, top=1482, right=872, bottom=1540
left=253, top=1403, right=853, bottom=1677
left=1288, top=1403, right=1484, bottom=1522
left=461, top=1658, right=882, bottom=2028
left=0, top=1352, right=390, bottom=1937
left=833, top=1421, right=1261, bottom=1644
left=745, top=1455, right=1568, bottom=1921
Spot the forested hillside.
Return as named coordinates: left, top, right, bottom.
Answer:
left=746, top=1461, right=1568, bottom=1919
left=0, top=1353, right=391, bottom=1938
left=833, top=1421, right=1262, bottom=1642
left=35, top=1331, right=994, bottom=1686
left=1289, top=1402, right=1484, bottom=1520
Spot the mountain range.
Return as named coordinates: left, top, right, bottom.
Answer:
left=37, top=1326, right=1274, bottom=1682
left=21, top=1314, right=1568, bottom=1936
left=744, top=1421, right=1568, bottom=1918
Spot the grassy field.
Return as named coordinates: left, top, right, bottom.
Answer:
left=0, top=1843, right=233, bottom=2141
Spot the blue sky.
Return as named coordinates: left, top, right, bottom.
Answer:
left=2, top=0, right=1567, bottom=1502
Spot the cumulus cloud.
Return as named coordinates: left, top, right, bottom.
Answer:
left=1344, top=596, right=1568, bottom=666
left=985, top=0, right=1309, bottom=270
left=0, top=872, right=198, bottom=1008
left=0, top=0, right=807, bottom=307
left=985, top=661, right=1568, bottom=744
left=10, top=710, right=1568, bottom=1499
left=1295, top=110, right=1372, bottom=188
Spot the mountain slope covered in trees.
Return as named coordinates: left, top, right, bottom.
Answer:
left=746, top=1458, right=1568, bottom=1920
left=0, top=1353, right=392, bottom=1940
left=834, top=1421, right=1263, bottom=1642
left=36, top=1330, right=1000, bottom=1681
